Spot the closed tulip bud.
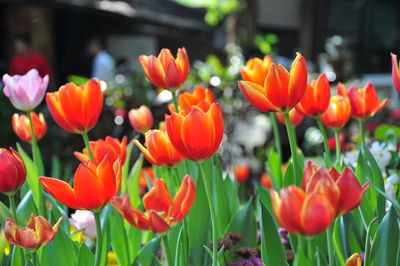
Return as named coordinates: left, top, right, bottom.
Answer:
left=168, top=86, right=215, bottom=113
left=296, top=73, right=330, bottom=117
left=139, top=47, right=190, bottom=89
left=345, top=253, right=363, bottom=266
left=391, top=53, right=400, bottom=94
left=40, top=155, right=121, bottom=211
left=2, top=69, right=48, bottom=111
left=0, top=148, right=26, bottom=195
left=240, top=56, right=274, bottom=86
left=320, top=95, right=351, bottom=130
left=46, top=80, right=103, bottom=134
left=74, top=136, right=127, bottom=165
left=275, top=108, right=304, bottom=126
left=165, top=103, right=224, bottom=161
left=128, top=105, right=153, bottom=134
left=260, top=173, right=272, bottom=189
left=233, top=165, right=251, bottom=183
left=134, top=129, right=184, bottom=167
left=4, top=214, right=62, bottom=250
left=12, top=112, right=47, bottom=142
left=112, top=175, right=196, bottom=233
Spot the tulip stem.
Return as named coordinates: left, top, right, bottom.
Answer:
left=270, top=113, right=282, bottom=159
left=162, top=234, right=174, bottom=266
left=316, top=117, right=332, bottom=167
left=171, top=91, right=180, bottom=112
left=283, top=112, right=300, bottom=186
left=306, top=237, right=315, bottom=264
left=334, top=131, right=341, bottom=165
left=26, top=111, right=45, bottom=176
left=82, top=132, right=94, bottom=162
left=198, top=162, right=218, bottom=266
left=9, top=195, right=25, bottom=264
left=94, top=212, right=103, bottom=266
left=359, top=120, right=366, bottom=146
left=30, top=252, right=38, bottom=266
left=326, top=225, right=334, bottom=266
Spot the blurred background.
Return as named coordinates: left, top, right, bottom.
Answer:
left=0, top=0, right=399, bottom=180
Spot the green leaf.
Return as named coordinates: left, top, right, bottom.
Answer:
left=126, top=155, right=143, bottom=207
left=332, top=219, right=346, bottom=265
left=127, top=226, right=142, bottom=262
left=16, top=191, right=38, bottom=224
left=257, top=199, right=288, bottom=266
left=40, top=227, right=77, bottom=266
left=110, top=210, right=131, bottom=265
left=228, top=198, right=257, bottom=248
left=121, top=140, right=134, bottom=193
left=374, top=124, right=400, bottom=140
left=136, top=236, right=161, bottom=266
left=267, top=149, right=282, bottom=188
left=76, top=243, right=95, bottom=266
left=369, top=207, right=399, bottom=266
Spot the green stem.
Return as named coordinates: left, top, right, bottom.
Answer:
left=31, top=251, right=38, bottom=266
left=316, top=117, right=332, bottom=167
left=269, top=113, right=282, bottom=159
left=306, top=237, right=315, bottom=264
left=198, top=163, right=218, bottom=266
left=9, top=195, right=25, bottom=264
left=326, top=225, right=335, bottom=266
left=334, top=131, right=341, bottom=165
left=162, top=234, right=174, bottom=266
left=283, top=112, right=300, bottom=186
left=94, top=212, right=103, bottom=266
left=171, top=90, right=180, bottom=113
left=82, top=132, right=94, bottom=162
left=364, top=217, right=378, bottom=266
left=359, top=120, right=366, bottom=146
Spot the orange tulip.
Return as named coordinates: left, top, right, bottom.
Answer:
left=168, top=86, right=215, bottom=113
left=240, top=55, right=274, bottom=86
left=0, top=148, right=26, bottom=195
left=239, top=53, right=308, bottom=113
left=270, top=185, right=336, bottom=235
left=302, top=161, right=369, bottom=215
left=233, top=165, right=251, bottom=183
left=112, top=175, right=195, bottom=233
left=260, top=173, right=272, bottom=189
left=391, top=53, right=400, bottom=94
left=74, top=136, right=127, bottom=165
left=345, top=253, right=363, bottom=266
left=275, top=108, right=304, bottom=126
left=139, top=167, right=155, bottom=190
left=46, top=80, right=103, bottom=134
left=165, top=103, right=223, bottom=161
left=320, top=95, right=351, bottom=130
left=4, top=214, right=62, bottom=250
left=296, top=73, right=330, bottom=117
left=134, top=129, right=184, bottom=167
left=139, top=47, right=190, bottom=89
left=39, top=155, right=121, bottom=211
left=12, top=112, right=47, bottom=142
left=128, top=105, right=153, bottom=134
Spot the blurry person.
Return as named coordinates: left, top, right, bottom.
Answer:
left=88, top=38, right=115, bottom=83
left=9, top=33, right=51, bottom=77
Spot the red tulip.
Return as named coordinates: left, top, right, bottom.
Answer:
left=134, top=129, right=184, bottom=167
left=5, top=214, right=62, bottom=250
left=168, top=86, right=215, bottom=113
left=139, top=47, right=190, bottom=89
left=275, top=108, right=304, bottom=126
left=46, top=80, right=103, bottom=134
left=240, top=56, right=274, bottom=86
left=128, top=105, right=153, bottom=134
left=320, top=95, right=351, bottom=130
left=391, top=53, right=400, bottom=94
left=112, top=175, right=196, bottom=233
left=0, top=148, right=26, bottom=195
left=40, top=155, right=121, bottom=211
left=328, top=133, right=345, bottom=151
left=74, top=136, right=127, bottom=165
left=233, top=165, right=251, bottom=183
left=165, top=103, right=224, bottom=161
left=296, top=73, right=330, bottom=117
left=12, top=112, right=47, bottom=142
left=260, top=173, right=272, bottom=189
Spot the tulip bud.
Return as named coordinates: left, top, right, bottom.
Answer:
left=128, top=105, right=153, bottom=134
left=12, top=112, right=47, bottom=142
left=0, top=148, right=26, bottom=195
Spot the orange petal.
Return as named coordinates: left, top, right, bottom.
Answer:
left=134, top=139, right=157, bottom=165
left=112, top=195, right=150, bottom=230
left=336, top=168, right=365, bottom=215
left=143, top=179, right=172, bottom=214
left=238, top=81, right=276, bottom=112
left=264, top=64, right=290, bottom=111
left=176, top=47, right=190, bottom=84
left=166, top=112, right=188, bottom=159
left=288, top=53, right=308, bottom=109
left=300, top=193, right=335, bottom=235
left=169, top=175, right=196, bottom=224
left=39, top=177, right=82, bottom=210
left=96, top=155, right=118, bottom=201
left=279, top=186, right=305, bottom=234
left=148, top=211, right=170, bottom=233
left=74, top=164, right=105, bottom=210
left=148, top=56, right=166, bottom=88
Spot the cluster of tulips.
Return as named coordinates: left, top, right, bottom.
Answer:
left=0, top=47, right=399, bottom=266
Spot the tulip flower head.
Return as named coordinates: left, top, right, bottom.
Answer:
left=165, top=103, right=224, bottom=161
left=345, top=253, right=363, bottom=266
left=46, top=80, right=103, bottom=134
left=240, top=55, right=274, bottom=86
left=233, top=165, right=251, bottom=183
left=12, top=112, right=47, bottom=142
left=0, top=148, right=26, bottom=195
left=112, top=175, right=196, bottom=233
left=4, top=214, right=62, bottom=250
left=275, top=108, right=304, bottom=126
left=128, top=105, right=153, bottom=134
left=39, top=155, right=121, bottom=212
left=238, top=53, right=308, bottom=113
left=168, top=86, right=215, bottom=113
left=139, top=47, right=190, bottom=89
left=391, top=53, right=400, bottom=94
left=260, top=173, right=272, bottom=189
left=74, top=136, right=127, bottom=165
left=296, top=73, right=330, bottom=117
left=134, top=129, right=184, bottom=167
left=2, top=69, right=48, bottom=111
left=320, top=95, right=351, bottom=130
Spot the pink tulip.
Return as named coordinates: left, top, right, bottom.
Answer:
left=2, top=69, right=49, bottom=111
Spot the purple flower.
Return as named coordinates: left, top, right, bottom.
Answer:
left=229, top=257, right=263, bottom=266
left=3, top=69, right=48, bottom=111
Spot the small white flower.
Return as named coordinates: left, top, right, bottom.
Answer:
left=70, top=210, right=96, bottom=239
left=384, top=173, right=399, bottom=209
left=369, top=141, right=391, bottom=172
left=343, top=150, right=360, bottom=168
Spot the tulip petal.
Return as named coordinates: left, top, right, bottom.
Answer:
left=300, top=193, right=335, bottom=235
left=74, top=164, right=105, bottom=210
left=96, top=155, right=118, bottom=201
left=39, top=177, right=82, bottom=210
left=149, top=211, right=170, bottom=233
left=279, top=186, right=305, bottom=234
left=166, top=113, right=189, bottom=158
left=288, top=53, right=308, bottom=109
left=143, top=179, right=172, bottom=214
left=176, top=47, right=190, bottom=83
left=112, top=196, right=150, bottom=231
left=134, top=139, right=158, bottom=165
left=169, top=175, right=196, bottom=224
left=264, top=64, right=291, bottom=111
left=336, top=168, right=365, bottom=214
left=238, top=81, right=276, bottom=112
left=148, top=56, right=166, bottom=88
